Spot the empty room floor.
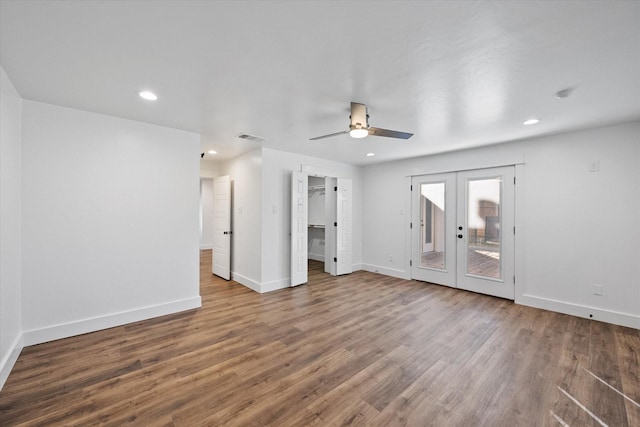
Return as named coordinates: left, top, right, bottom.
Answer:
left=1, top=250, right=638, bottom=426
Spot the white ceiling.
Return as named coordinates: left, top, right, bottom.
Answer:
left=1, top=0, right=639, bottom=166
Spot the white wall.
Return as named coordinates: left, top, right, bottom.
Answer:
left=200, top=178, right=214, bottom=249
left=21, top=101, right=202, bottom=344
left=200, top=159, right=221, bottom=179
left=0, top=67, right=23, bottom=389
left=363, top=121, right=640, bottom=328
left=261, top=148, right=363, bottom=291
left=220, top=149, right=263, bottom=290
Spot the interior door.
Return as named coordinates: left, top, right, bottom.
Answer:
left=335, top=178, right=353, bottom=275
left=411, top=173, right=456, bottom=286
left=291, top=171, right=308, bottom=286
left=456, top=167, right=515, bottom=299
left=212, top=175, right=231, bottom=280
left=324, top=177, right=337, bottom=275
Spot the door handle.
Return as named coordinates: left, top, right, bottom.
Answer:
left=457, top=234, right=463, bottom=239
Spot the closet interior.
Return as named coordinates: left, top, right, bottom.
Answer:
left=307, top=176, right=330, bottom=273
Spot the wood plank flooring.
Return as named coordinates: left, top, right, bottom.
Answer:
left=1, top=250, right=638, bottom=426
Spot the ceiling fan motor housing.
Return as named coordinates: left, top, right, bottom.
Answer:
left=350, top=102, right=370, bottom=130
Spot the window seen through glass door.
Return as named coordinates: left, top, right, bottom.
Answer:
left=419, top=182, right=445, bottom=270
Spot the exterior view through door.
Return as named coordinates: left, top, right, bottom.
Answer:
left=411, top=166, right=515, bottom=299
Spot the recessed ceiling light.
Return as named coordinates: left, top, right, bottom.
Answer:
left=523, top=118, right=541, bottom=125
left=366, top=152, right=375, bottom=157
left=139, top=91, right=158, bottom=101
left=208, top=150, right=217, bottom=155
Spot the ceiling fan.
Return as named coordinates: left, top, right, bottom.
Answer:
left=309, top=102, right=413, bottom=141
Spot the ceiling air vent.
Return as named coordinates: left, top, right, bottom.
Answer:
left=236, top=133, right=265, bottom=143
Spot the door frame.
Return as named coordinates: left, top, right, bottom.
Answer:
left=405, top=163, right=524, bottom=301
left=291, top=165, right=354, bottom=286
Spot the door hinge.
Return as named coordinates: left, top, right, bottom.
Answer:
left=513, top=226, right=516, bottom=234
left=513, top=276, right=516, bottom=284
left=411, top=184, right=413, bottom=191
left=334, top=221, right=337, bottom=227
left=410, top=222, right=413, bottom=229
left=514, top=177, right=516, bottom=185
left=410, top=260, right=413, bottom=266
left=334, top=257, right=337, bottom=262
left=334, top=186, right=337, bottom=191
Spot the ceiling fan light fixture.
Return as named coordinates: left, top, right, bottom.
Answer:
left=349, top=127, right=369, bottom=139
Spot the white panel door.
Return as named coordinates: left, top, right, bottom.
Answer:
left=291, top=171, right=308, bottom=286
left=212, top=175, right=231, bottom=280
left=324, top=177, right=337, bottom=275
left=411, top=173, right=456, bottom=286
left=456, top=167, right=515, bottom=299
left=335, top=178, right=353, bottom=275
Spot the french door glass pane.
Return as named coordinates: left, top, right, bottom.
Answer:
left=466, top=178, right=502, bottom=279
left=420, top=182, right=445, bottom=270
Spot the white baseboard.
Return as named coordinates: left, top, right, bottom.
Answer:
left=232, top=272, right=290, bottom=294
left=22, top=296, right=202, bottom=347
left=308, top=253, right=324, bottom=262
left=0, top=333, right=24, bottom=391
left=200, top=244, right=213, bottom=250
left=231, top=272, right=262, bottom=293
left=361, top=263, right=410, bottom=280
left=261, top=278, right=290, bottom=293
left=517, top=294, right=640, bottom=330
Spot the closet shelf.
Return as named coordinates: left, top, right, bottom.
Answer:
left=308, top=185, right=325, bottom=193
left=308, top=224, right=325, bottom=229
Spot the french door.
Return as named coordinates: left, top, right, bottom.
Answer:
left=411, top=167, right=515, bottom=299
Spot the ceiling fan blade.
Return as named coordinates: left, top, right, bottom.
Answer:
left=368, top=127, right=413, bottom=139
left=309, top=130, right=349, bottom=140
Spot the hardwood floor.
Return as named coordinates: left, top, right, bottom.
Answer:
left=1, top=250, right=638, bottom=426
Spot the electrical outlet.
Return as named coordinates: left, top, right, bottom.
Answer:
left=592, top=284, right=603, bottom=296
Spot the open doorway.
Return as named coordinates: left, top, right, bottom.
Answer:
left=308, top=176, right=327, bottom=275
left=199, top=178, right=214, bottom=250
left=291, top=171, right=353, bottom=287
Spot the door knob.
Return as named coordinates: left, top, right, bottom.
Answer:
left=458, top=226, right=463, bottom=230
left=457, top=234, right=463, bottom=239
